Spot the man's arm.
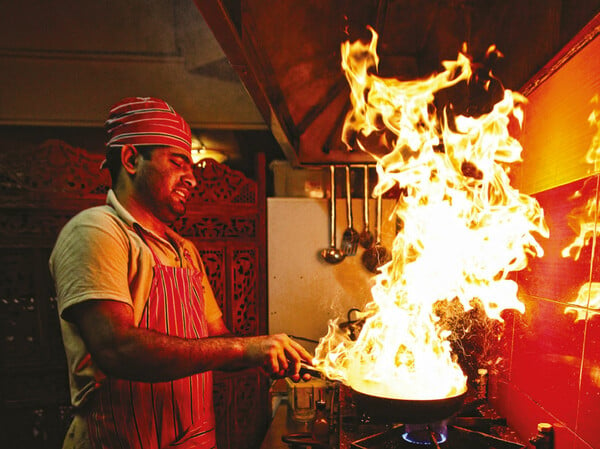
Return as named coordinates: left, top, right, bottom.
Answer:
left=65, top=299, right=312, bottom=382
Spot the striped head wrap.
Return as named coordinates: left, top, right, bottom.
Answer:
left=101, top=97, right=192, bottom=168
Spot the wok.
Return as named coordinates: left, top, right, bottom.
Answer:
left=351, top=387, right=467, bottom=424
left=300, top=363, right=467, bottom=424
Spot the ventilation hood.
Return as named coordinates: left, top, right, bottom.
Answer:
left=194, top=0, right=600, bottom=166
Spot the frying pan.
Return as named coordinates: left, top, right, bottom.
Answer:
left=299, top=362, right=467, bottom=424
left=351, top=387, right=467, bottom=424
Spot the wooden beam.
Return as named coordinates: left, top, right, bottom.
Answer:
left=295, top=76, right=347, bottom=136
left=323, top=99, right=351, bottom=154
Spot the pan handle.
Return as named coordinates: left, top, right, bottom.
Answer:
left=299, top=362, right=323, bottom=378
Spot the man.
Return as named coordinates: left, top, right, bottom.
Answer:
left=49, top=97, right=313, bottom=449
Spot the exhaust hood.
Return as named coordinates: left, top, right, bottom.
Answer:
left=194, top=0, right=600, bottom=166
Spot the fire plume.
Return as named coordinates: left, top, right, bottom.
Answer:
left=314, top=28, right=548, bottom=400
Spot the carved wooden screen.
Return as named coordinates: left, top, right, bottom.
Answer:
left=0, top=140, right=109, bottom=449
left=174, top=157, right=269, bottom=449
left=0, top=139, right=269, bottom=449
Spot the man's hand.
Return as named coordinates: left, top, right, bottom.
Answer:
left=243, top=333, right=314, bottom=381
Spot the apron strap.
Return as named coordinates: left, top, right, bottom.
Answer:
left=132, top=223, right=162, bottom=265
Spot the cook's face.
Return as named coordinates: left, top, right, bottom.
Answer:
left=135, top=146, right=197, bottom=223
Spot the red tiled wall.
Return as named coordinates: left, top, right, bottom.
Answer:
left=490, top=175, right=600, bottom=449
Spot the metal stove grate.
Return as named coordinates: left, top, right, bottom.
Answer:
left=339, top=387, right=526, bottom=449
left=349, top=423, right=527, bottom=449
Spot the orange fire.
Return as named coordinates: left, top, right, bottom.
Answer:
left=564, top=282, right=600, bottom=322
left=314, top=28, right=548, bottom=400
left=562, top=94, right=600, bottom=322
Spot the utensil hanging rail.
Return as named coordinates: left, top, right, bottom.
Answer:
left=297, top=164, right=377, bottom=169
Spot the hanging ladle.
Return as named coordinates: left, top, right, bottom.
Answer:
left=358, top=165, right=374, bottom=249
left=361, top=192, right=391, bottom=273
left=320, top=165, right=345, bottom=264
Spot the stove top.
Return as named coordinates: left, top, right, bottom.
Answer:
left=335, top=385, right=526, bottom=449
left=281, top=382, right=527, bottom=449
left=344, top=423, right=526, bottom=449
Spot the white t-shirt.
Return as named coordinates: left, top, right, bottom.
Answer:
left=49, top=190, right=222, bottom=409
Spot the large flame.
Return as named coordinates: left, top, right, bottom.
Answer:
left=314, top=28, right=548, bottom=400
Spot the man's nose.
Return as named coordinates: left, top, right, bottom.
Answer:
left=182, top=167, right=197, bottom=189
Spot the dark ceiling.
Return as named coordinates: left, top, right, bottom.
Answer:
left=195, top=0, right=600, bottom=166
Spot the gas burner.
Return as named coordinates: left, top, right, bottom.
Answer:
left=403, top=421, right=448, bottom=445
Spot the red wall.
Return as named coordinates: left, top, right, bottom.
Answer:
left=487, top=13, right=600, bottom=448
left=491, top=176, right=600, bottom=449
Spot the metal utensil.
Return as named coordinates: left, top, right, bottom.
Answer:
left=358, top=165, right=374, bottom=249
left=337, top=307, right=367, bottom=341
left=361, top=192, right=391, bottom=273
left=320, top=165, right=345, bottom=264
left=340, top=166, right=359, bottom=256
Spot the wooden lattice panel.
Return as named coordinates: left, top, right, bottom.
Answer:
left=0, top=209, right=77, bottom=246
left=0, top=139, right=109, bottom=206
left=229, top=371, right=268, bottom=449
left=231, top=248, right=259, bottom=336
left=1, top=403, right=73, bottom=449
left=189, top=159, right=257, bottom=204
left=212, top=374, right=232, bottom=449
left=197, top=247, right=226, bottom=312
left=175, top=215, right=256, bottom=239
left=213, top=370, right=268, bottom=449
left=1, top=368, right=70, bottom=404
left=0, top=249, right=43, bottom=365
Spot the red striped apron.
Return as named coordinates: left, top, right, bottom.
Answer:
left=86, top=230, right=216, bottom=449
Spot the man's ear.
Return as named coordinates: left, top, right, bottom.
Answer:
left=121, top=144, right=141, bottom=175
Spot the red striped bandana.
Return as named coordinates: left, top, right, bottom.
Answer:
left=104, top=97, right=192, bottom=154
